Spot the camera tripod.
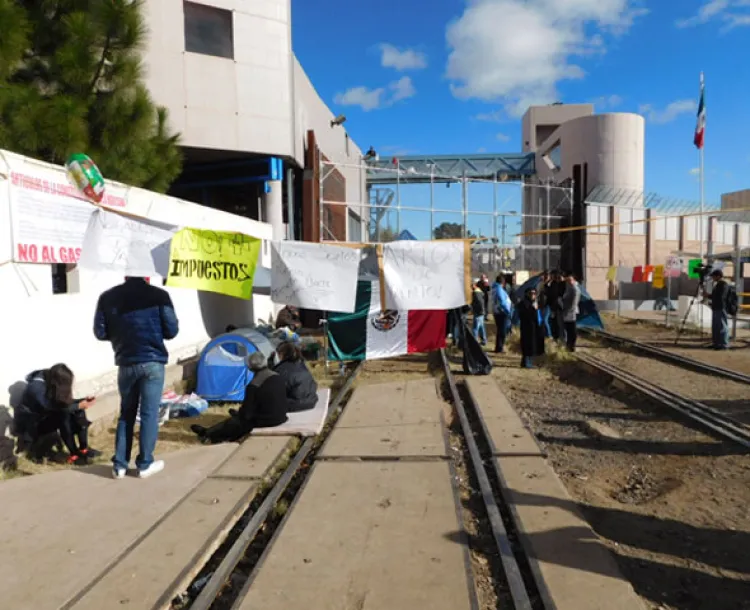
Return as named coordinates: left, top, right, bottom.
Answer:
left=674, top=278, right=706, bottom=345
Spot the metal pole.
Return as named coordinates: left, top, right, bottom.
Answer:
left=733, top=223, right=741, bottom=340
left=545, top=181, right=551, bottom=270
left=430, top=165, right=435, bottom=240
left=501, top=215, right=506, bottom=269
left=492, top=175, right=498, bottom=246
left=617, top=281, right=622, bottom=318
left=318, top=151, right=324, bottom=242
left=666, top=272, right=671, bottom=327
left=699, top=72, right=705, bottom=260
left=462, top=171, right=468, bottom=238
left=395, top=160, right=401, bottom=236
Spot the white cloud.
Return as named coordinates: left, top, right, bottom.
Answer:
left=590, top=94, right=623, bottom=109
left=475, top=109, right=505, bottom=122
left=379, top=44, right=428, bottom=71
left=333, top=77, right=416, bottom=112
left=496, top=132, right=511, bottom=142
left=445, top=0, right=648, bottom=117
left=638, top=99, right=697, bottom=124
left=689, top=167, right=700, bottom=175
left=676, top=0, right=750, bottom=30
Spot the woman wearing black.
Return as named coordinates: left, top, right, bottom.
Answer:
left=517, top=287, right=545, bottom=369
left=14, top=364, right=100, bottom=464
left=273, top=342, right=318, bottom=412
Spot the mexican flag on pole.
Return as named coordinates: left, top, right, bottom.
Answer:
left=694, top=73, right=705, bottom=149
left=327, top=280, right=447, bottom=361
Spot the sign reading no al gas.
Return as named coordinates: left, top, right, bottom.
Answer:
left=167, top=228, right=261, bottom=299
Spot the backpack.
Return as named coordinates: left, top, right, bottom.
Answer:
left=726, top=285, right=739, bottom=316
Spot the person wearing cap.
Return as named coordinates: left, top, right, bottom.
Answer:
left=191, top=351, right=288, bottom=443
left=709, top=269, right=730, bottom=350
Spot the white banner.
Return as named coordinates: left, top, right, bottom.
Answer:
left=271, top=241, right=361, bottom=313
left=79, top=208, right=177, bottom=277
left=7, top=156, right=127, bottom=264
left=383, top=240, right=467, bottom=310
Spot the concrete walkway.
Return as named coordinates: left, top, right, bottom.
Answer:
left=235, top=378, right=475, bottom=610
left=0, top=437, right=291, bottom=610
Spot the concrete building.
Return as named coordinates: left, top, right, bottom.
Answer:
left=519, top=103, right=749, bottom=301
left=141, top=0, right=367, bottom=244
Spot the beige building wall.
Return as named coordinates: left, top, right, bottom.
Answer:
left=721, top=189, right=750, bottom=211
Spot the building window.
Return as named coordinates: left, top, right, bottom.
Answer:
left=586, top=205, right=609, bottom=234
left=542, top=143, right=561, bottom=172
left=184, top=1, right=234, bottom=60
left=52, top=264, right=68, bottom=294
left=619, top=208, right=646, bottom=235
left=348, top=210, right=363, bottom=243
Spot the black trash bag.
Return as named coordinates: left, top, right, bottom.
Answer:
left=460, top=321, right=493, bottom=376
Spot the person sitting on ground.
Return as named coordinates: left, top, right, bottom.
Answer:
left=517, top=287, right=545, bottom=369
left=14, top=364, right=99, bottom=465
left=273, top=342, right=318, bottom=412
left=191, top=352, right=288, bottom=443
left=275, top=305, right=301, bottom=332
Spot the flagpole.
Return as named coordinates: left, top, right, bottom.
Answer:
left=699, top=72, right=705, bottom=260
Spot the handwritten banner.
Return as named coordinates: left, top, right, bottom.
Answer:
left=167, top=228, right=261, bottom=299
left=79, top=208, right=176, bottom=277
left=382, top=240, right=467, bottom=310
left=271, top=241, right=361, bottom=313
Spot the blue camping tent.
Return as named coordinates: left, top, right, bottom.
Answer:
left=511, top=274, right=604, bottom=330
left=396, top=229, right=417, bottom=241
left=196, top=328, right=276, bottom=402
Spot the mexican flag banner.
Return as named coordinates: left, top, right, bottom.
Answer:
left=328, top=280, right=447, bottom=361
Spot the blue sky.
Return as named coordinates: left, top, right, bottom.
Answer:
left=291, top=0, right=750, bottom=241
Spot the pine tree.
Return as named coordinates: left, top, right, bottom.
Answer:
left=0, top=0, right=181, bottom=193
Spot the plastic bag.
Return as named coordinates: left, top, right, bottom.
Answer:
left=460, top=322, right=493, bottom=376
left=166, top=393, right=209, bottom=418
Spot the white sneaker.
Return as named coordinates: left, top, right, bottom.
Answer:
left=138, top=460, right=164, bottom=479
left=112, top=467, right=126, bottom=480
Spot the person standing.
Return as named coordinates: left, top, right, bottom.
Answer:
left=709, top=269, right=730, bottom=350
left=491, top=274, right=513, bottom=353
left=478, top=273, right=491, bottom=312
left=547, top=270, right=566, bottom=343
left=537, top=271, right=552, bottom=338
left=471, top=282, right=488, bottom=346
left=94, top=277, right=179, bottom=479
left=517, top=287, right=545, bottom=368
left=561, top=272, right=581, bottom=352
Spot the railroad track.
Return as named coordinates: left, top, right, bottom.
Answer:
left=575, top=352, right=750, bottom=450
left=579, top=327, right=750, bottom=385
left=173, top=354, right=540, bottom=610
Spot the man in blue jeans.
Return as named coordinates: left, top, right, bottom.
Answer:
left=94, top=277, right=179, bottom=479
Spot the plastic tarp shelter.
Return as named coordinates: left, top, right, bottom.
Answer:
left=196, top=328, right=276, bottom=402
left=511, top=274, right=605, bottom=330
left=396, top=229, right=417, bottom=241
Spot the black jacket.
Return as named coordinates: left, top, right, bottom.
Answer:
left=471, top=290, right=486, bottom=317
left=94, top=278, right=179, bottom=366
left=711, top=280, right=728, bottom=312
left=14, top=370, right=84, bottom=442
left=239, top=369, right=288, bottom=427
left=274, top=359, right=318, bottom=412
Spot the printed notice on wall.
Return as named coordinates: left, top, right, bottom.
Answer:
left=166, top=228, right=261, bottom=299
left=271, top=241, right=361, bottom=313
left=8, top=163, right=126, bottom=264
left=382, top=240, right=467, bottom=310
left=79, top=208, right=177, bottom=277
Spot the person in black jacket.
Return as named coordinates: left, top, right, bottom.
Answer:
left=273, top=342, right=318, bottom=412
left=471, top=282, right=488, bottom=346
left=191, top=352, right=288, bottom=443
left=517, top=287, right=545, bottom=369
left=546, top=270, right=566, bottom=343
left=708, top=269, right=730, bottom=350
left=14, top=364, right=100, bottom=464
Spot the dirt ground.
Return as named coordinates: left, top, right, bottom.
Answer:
left=492, top=349, right=750, bottom=610
left=598, top=313, right=750, bottom=375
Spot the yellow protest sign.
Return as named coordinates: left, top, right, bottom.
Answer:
left=652, top=265, right=665, bottom=289
left=606, top=266, right=616, bottom=282
left=167, top=228, right=261, bottom=299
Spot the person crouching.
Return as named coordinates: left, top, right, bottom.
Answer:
left=14, top=364, right=100, bottom=465
left=191, top=352, right=288, bottom=443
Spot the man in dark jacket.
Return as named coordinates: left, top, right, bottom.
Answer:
left=192, top=352, right=288, bottom=442
left=546, top=270, right=567, bottom=343
left=273, top=342, right=318, bottom=412
left=471, top=282, right=487, bottom=346
left=94, top=277, right=179, bottom=479
left=709, top=269, right=730, bottom=350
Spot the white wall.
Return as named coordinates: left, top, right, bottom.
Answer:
left=0, top=150, right=274, bottom=410
left=142, top=0, right=296, bottom=162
